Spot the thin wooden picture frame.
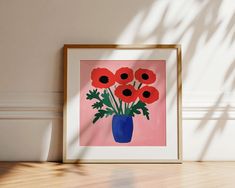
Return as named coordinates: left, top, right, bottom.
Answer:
left=63, top=44, right=182, bottom=163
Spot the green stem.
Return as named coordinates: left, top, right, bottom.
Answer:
left=138, top=83, right=142, bottom=89
left=133, top=81, right=136, bottom=88
left=130, top=101, right=136, bottom=109
left=129, top=99, right=139, bottom=112
left=108, top=88, right=120, bottom=114
left=119, top=99, right=124, bottom=115
left=108, top=95, right=118, bottom=114
left=124, top=103, right=127, bottom=115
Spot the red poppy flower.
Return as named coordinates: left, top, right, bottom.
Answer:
left=91, top=68, right=115, bottom=88
left=138, top=86, right=159, bottom=104
left=115, top=67, right=134, bottom=84
left=135, top=68, right=156, bottom=84
left=114, top=85, right=137, bottom=103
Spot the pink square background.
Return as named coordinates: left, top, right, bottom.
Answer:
left=80, top=60, right=166, bottom=146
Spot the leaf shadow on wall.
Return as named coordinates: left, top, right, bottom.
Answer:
left=195, top=58, right=235, bottom=161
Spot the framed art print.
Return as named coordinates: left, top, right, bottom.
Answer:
left=63, top=44, right=182, bottom=163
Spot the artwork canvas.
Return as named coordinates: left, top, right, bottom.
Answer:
left=63, top=44, right=182, bottom=163
left=80, top=60, right=166, bottom=146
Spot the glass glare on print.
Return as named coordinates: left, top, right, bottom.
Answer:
left=79, top=60, right=166, bottom=146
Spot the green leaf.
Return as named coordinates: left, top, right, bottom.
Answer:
left=104, top=108, right=114, bottom=117
left=93, top=108, right=115, bottom=124
left=101, top=90, right=113, bottom=108
left=92, top=101, right=103, bottom=109
left=132, top=109, right=141, bottom=114
left=86, top=89, right=100, bottom=100
left=128, top=101, right=150, bottom=120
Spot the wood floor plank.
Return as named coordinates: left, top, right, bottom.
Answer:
left=0, top=162, right=235, bottom=188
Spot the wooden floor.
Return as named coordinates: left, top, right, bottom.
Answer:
left=0, top=162, right=235, bottom=188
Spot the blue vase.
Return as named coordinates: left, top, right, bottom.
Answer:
left=112, top=115, right=133, bottom=143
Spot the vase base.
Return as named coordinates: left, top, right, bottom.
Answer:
left=113, top=138, right=132, bottom=143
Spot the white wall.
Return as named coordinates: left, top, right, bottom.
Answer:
left=0, top=0, right=234, bottom=161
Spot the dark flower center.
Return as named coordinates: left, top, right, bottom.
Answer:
left=122, top=89, right=132, bottom=96
left=143, top=91, right=151, bottom=98
left=99, top=76, right=109, bottom=83
left=120, top=73, right=128, bottom=79
left=142, top=73, right=149, bottom=80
